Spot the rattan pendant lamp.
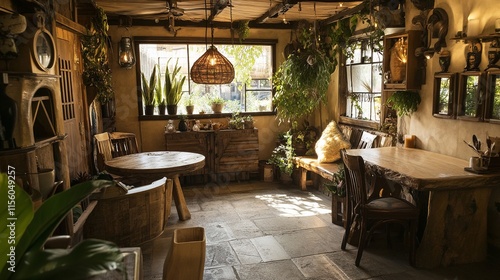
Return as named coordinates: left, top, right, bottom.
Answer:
left=190, top=0, right=234, bottom=84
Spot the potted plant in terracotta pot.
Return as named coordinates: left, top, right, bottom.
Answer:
left=185, top=96, right=195, bottom=115
left=164, top=58, right=186, bottom=115
left=141, top=65, right=158, bottom=115
left=210, top=97, right=225, bottom=114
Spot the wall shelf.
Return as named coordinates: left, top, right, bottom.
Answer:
left=383, top=30, right=423, bottom=91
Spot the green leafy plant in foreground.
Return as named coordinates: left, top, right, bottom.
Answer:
left=0, top=173, right=123, bottom=280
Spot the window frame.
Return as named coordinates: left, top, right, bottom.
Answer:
left=339, top=36, right=384, bottom=130
left=133, top=37, right=277, bottom=120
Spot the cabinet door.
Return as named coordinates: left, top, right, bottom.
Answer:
left=164, top=132, right=211, bottom=175
left=214, top=129, right=259, bottom=174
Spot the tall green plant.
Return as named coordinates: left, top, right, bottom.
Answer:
left=0, top=173, right=123, bottom=279
left=141, top=65, right=158, bottom=106
left=164, top=59, right=186, bottom=106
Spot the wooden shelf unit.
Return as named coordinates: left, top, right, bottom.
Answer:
left=383, top=30, right=423, bottom=91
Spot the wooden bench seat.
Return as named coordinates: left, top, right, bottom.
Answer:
left=293, top=125, right=393, bottom=191
left=293, top=125, right=393, bottom=226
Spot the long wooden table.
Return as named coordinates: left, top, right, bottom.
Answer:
left=105, top=151, right=205, bottom=221
left=347, top=147, right=500, bottom=268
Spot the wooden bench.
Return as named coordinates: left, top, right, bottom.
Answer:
left=293, top=124, right=393, bottom=226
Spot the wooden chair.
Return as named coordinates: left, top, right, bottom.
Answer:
left=379, top=135, right=394, bottom=147
left=94, top=132, right=114, bottom=172
left=110, top=132, right=139, bottom=157
left=340, top=149, right=419, bottom=267
left=356, top=131, right=378, bottom=149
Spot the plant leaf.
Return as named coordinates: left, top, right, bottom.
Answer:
left=0, top=174, right=34, bottom=278
left=11, top=179, right=114, bottom=279
left=13, top=239, right=123, bottom=280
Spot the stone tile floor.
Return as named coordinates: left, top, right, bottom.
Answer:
left=140, top=180, right=500, bottom=280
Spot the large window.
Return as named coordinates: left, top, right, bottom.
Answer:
left=345, top=39, right=383, bottom=122
left=137, top=40, right=274, bottom=115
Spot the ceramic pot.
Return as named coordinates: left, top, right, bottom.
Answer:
left=38, top=169, right=55, bottom=199
left=186, top=105, right=194, bottom=115
left=144, top=105, right=154, bottom=115
left=178, top=119, right=188, bottom=131
left=158, top=104, right=166, bottom=115
left=167, top=105, right=177, bottom=115
left=211, top=103, right=223, bottom=114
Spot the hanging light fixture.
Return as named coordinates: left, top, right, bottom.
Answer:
left=190, top=0, right=234, bottom=84
left=118, top=16, right=136, bottom=69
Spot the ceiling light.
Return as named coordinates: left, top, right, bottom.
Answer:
left=190, top=0, right=234, bottom=84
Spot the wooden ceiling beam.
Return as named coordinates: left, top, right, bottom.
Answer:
left=319, top=1, right=366, bottom=26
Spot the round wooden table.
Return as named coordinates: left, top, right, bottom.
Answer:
left=105, top=151, right=205, bottom=220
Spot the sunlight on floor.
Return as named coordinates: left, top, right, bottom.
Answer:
left=255, top=193, right=331, bottom=217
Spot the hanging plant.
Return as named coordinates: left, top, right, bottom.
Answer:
left=81, top=6, right=114, bottom=104
left=236, top=20, right=250, bottom=42
left=273, top=48, right=334, bottom=122
left=386, top=90, right=422, bottom=117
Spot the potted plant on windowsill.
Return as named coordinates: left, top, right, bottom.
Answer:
left=210, top=97, right=225, bottom=114
left=141, top=65, right=158, bottom=115
left=185, top=96, right=195, bottom=115
left=164, top=58, right=186, bottom=115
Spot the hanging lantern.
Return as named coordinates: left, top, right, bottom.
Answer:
left=118, top=37, right=136, bottom=69
left=191, top=45, right=234, bottom=84
left=190, top=0, right=234, bottom=84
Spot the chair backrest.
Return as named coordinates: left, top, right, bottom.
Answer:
left=357, top=131, right=377, bottom=149
left=340, top=149, right=368, bottom=216
left=379, top=135, right=394, bottom=147
left=110, top=132, right=139, bottom=157
left=94, top=132, right=113, bottom=172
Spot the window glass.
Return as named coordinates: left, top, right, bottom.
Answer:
left=138, top=43, right=273, bottom=115
left=345, top=38, right=383, bottom=121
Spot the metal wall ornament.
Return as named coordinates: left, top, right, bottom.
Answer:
left=413, top=8, right=449, bottom=60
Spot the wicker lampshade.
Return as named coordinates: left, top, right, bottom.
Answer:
left=190, top=45, right=235, bottom=84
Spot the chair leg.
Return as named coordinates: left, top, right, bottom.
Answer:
left=355, top=218, right=367, bottom=267
left=341, top=216, right=352, bottom=250
left=409, top=220, right=417, bottom=266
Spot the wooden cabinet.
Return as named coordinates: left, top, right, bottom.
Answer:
left=383, top=30, right=423, bottom=91
left=164, top=131, right=212, bottom=176
left=165, top=129, right=259, bottom=181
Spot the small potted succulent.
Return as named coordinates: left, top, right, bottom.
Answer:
left=185, top=96, right=195, bottom=115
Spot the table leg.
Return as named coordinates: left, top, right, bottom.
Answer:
left=416, top=187, right=491, bottom=268
left=164, top=178, right=173, bottom=227
left=172, top=175, right=191, bottom=220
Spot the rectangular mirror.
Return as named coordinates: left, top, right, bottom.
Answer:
left=433, top=73, right=457, bottom=118
left=457, top=72, right=484, bottom=121
left=485, top=70, right=500, bottom=124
